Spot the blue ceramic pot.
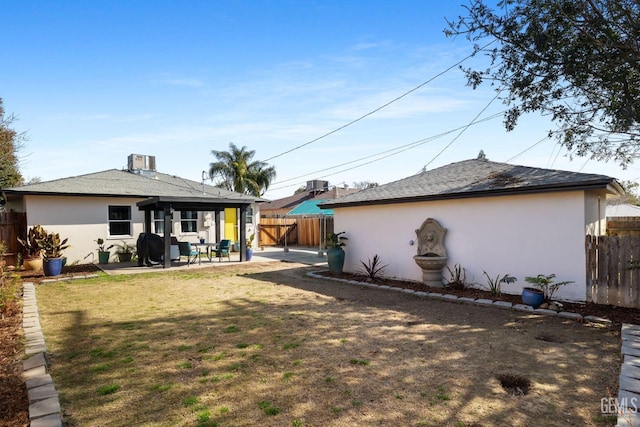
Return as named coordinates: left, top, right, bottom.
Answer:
left=43, top=257, right=63, bottom=277
left=522, top=287, right=545, bottom=308
left=327, top=248, right=345, bottom=274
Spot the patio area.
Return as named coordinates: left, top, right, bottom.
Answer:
left=96, top=246, right=328, bottom=275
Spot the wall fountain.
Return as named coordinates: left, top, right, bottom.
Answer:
left=413, top=218, right=447, bottom=287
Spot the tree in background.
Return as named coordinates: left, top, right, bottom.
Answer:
left=618, top=180, right=640, bottom=206
left=293, top=186, right=307, bottom=195
left=209, top=143, right=276, bottom=197
left=0, top=98, right=26, bottom=188
left=352, top=181, right=379, bottom=190
left=446, top=0, right=640, bottom=167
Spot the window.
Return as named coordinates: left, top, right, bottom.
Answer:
left=180, top=211, right=198, bottom=233
left=245, top=207, right=254, bottom=224
left=153, top=210, right=165, bottom=235
left=108, top=206, right=131, bottom=236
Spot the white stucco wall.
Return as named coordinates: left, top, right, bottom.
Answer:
left=584, top=190, right=607, bottom=235
left=24, top=195, right=147, bottom=264
left=334, top=190, right=600, bottom=302
left=21, top=195, right=259, bottom=264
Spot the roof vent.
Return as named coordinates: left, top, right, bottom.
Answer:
left=128, top=154, right=156, bottom=173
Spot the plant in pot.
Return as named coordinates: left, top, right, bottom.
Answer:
left=96, top=238, right=113, bottom=264
left=326, top=232, right=348, bottom=274
left=114, top=240, right=135, bottom=262
left=38, top=231, right=70, bottom=277
left=17, top=224, right=47, bottom=271
left=523, top=274, right=574, bottom=308
left=246, top=233, right=255, bottom=261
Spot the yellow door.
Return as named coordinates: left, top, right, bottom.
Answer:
left=224, top=208, right=237, bottom=242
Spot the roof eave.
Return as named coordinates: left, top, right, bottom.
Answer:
left=137, top=196, right=255, bottom=209
left=320, top=181, right=616, bottom=209
left=2, top=189, right=146, bottom=198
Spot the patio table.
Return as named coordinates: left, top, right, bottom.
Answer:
left=192, top=242, right=218, bottom=262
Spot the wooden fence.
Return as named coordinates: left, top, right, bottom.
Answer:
left=0, top=212, right=27, bottom=266
left=586, top=234, right=640, bottom=308
left=607, top=217, right=640, bottom=237
left=258, top=217, right=333, bottom=248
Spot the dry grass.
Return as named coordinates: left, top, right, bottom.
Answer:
left=35, top=262, right=620, bottom=427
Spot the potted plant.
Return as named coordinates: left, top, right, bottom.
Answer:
left=38, top=231, right=69, bottom=276
left=96, top=238, right=113, bottom=264
left=17, top=224, right=47, bottom=271
left=523, top=274, right=574, bottom=308
left=326, top=232, right=348, bottom=274
left=114, top=240, right=135, bottom=262
left=246, top=233, right=255, bottom=261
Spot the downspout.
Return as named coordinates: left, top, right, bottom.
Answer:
left=598, top=196, right=602, bottom=236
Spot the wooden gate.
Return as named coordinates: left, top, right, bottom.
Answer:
left=0, top=212, right=27, bottom=266
left=258, top=217, right=333, bottom=248
left=586, top=234, right=640, bottom=308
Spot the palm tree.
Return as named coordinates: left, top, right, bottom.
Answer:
left=209, top=143, right=276, bottom=196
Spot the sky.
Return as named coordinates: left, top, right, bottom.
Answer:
left=2, top=0, right=639, bottom=200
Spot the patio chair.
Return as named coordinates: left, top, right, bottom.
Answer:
left=214, top=239, right=231, bottom=262
left=177, top=241, right=201, bottom=266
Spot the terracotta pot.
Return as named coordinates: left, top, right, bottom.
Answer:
left=24, top=257, right=43, bottom=271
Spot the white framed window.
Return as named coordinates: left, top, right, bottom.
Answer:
left=245, top=207, right=254, bottom=224
left=153, top=210, right=165, bottom=235
left=180, top=211, right=198, bottom=233
left=108, top=205, right=131, bottom=236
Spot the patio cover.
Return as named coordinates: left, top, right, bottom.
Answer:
left=286, top=199, right=334, bottom=216
left=137, top=196, right=254, bottom=267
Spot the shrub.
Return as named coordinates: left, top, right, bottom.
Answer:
left=0, top=242, right=19, bottom=317
left=524, top=274, right=573, bottom=301
left=483, top=271, right=517, bottom=295
left=445, top=264, right=467, bottom=290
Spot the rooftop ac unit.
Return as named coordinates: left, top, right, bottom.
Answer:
left=306, top=180, right=328, bottom=192
left=128, top=154, right=156, bottom=171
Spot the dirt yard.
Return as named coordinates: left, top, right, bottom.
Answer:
left=2, top=262, right=625, bottom=426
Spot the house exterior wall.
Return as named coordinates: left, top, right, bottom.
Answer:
left=584, top=190, right=607, bottom=235
left=24, top=195, right=147, bottom=264
left=20, top=195, right=259, bottom=264
left=333, top=190, right=594, bottom=302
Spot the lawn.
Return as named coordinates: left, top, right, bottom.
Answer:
left=35, top=262, right=620, bottom=427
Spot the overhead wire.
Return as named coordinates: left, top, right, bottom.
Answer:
left=419, top=90, right=502, bottom=172
left=504, top=135, right=549, bottom=162
left=267, top=111, right=505, bottom=192
left=262, top=41, right=496, bottom=163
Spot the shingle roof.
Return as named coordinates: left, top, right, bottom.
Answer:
left=606, top=203, right=640, bottom=217
left=261, top=192, right=314, bottom=210
left=2, top=169, right=262, bottom=202
left=320, top=158, right=623, bottom=208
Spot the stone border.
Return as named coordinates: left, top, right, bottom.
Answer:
left=22, top=274, right=99, bottom=426
left=23, top=282, right=62, bottom=427
left=306, top=271, right=612, bottom=324
left=616, top=324, right=640, bottom=426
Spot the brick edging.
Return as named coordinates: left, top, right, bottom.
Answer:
left=22, top=282, right=62, bottom=427
left=305, top=270, right=612, bottom=324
